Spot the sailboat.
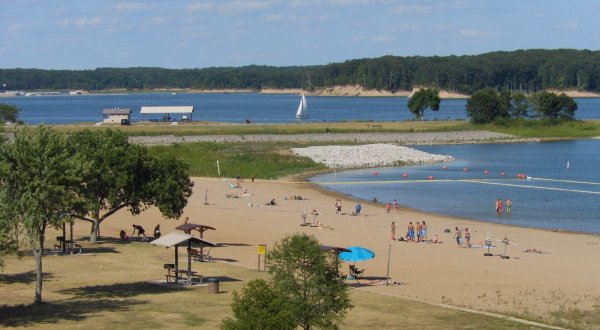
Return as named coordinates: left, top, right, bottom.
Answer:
left=295, top=94, right=307, bottom=119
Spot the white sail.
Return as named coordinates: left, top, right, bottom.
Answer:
left=296, top=94, right=307, bottom=118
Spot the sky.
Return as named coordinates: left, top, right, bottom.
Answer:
left=1, top=0, right=599, bottom=70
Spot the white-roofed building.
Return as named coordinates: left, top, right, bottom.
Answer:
left=102, top=108, right=131, bottom=123
left=140, top=106, right=194, bottom=122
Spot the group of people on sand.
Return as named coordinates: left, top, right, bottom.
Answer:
left=385, top=199, right=399, bottom=213
left=391, top=221, right=428, bottom=242
left=495, top=198, right=512, bottom=215
left=454, top=227, right=472, bottom=247
left=120, top=224, right=161, bottom=242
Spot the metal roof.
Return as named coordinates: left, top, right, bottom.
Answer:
left=140, top=106, right=194, bottom=114
left=102, top=108, right=131, bottom=115
left=150, top=232, right=217, bottom=248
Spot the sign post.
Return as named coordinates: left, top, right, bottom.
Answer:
left=257, top=244, right=267, bottom=271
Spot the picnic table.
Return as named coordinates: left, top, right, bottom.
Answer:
left=55, top=236, right=81, bottom=254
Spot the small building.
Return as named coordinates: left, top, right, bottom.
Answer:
left=140, top=106, right=194, bottom=122
left=102, top=108, right=131, bottom=124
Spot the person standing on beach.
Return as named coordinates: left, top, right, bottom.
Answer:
left=386, top=202, right=391, bottom=213
left=393, top=199, right=398, bottom=212
left=416, top=221, right=422, bottom=242
left=421, top=221, right=427, bottom=241
left=454, top=227, right=462, bottom=247
left=335, top=199, right=342, bottom=215
left=506, top=198, right=512, bottom=214
left=407, top=222, right=415, bottom=241
left=390, top=221, right=396, bottom=240
left=464, top=228, right=471, bottom=247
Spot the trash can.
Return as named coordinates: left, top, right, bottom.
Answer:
left=207, top=278, right=219, bottom=294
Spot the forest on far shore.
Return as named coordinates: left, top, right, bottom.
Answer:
left=1, top=49, right=599, bottom=94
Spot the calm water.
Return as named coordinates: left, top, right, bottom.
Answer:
left=2, top=93, right=600, bottom=124
left=310, top=140, right=600, bottom=234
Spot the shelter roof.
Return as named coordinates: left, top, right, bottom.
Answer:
left=175, top=223, right=216, bottom=232
left=150, top=232, right=217, bottom=248
left=140, top=106, right=194, bottom=114
left=102, top=108, right=131, bottom=115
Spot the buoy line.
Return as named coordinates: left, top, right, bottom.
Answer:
left=530, top=177, right=600, bottom=186
left=311, top=178, right=600, bottom=195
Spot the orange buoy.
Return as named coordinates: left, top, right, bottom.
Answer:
left=373, top=171, right=379, bottom=176
left=501, top=172, right=506, bottom=176
left=427, top=175, right=434, bottom=180
left=484, top=170, right=489, bottom=175
left=402, top=173, right=409, bottom=178
left=463, top=167, right=468, bottom=172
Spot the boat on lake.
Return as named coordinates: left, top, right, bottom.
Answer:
left=295, top=94, right=307, bottom=119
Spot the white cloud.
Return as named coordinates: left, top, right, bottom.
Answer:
left=186, top=2, right=213, bottom=11
left=116, top=2, right=146, bottom=12
left=59, top=17, right=103, bottom=27
left=8, top=24, right=23, bottom=36
left=151, top=16, right=171, bottom=24
left=264, top=14, right=283, bottom=21
left=219, top=1, right=274, bottom=14
left=558, top=20, right=578, bottom=30
left=370, top=34, right=393, bottom=42
left=393, top=3, right=432, bottom=14
left=458, top=29, right=492, bottom=38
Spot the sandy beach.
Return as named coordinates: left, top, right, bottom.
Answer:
left=87, top=175, right=600, bottom=320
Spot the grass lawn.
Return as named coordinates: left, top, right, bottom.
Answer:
left=0, top=238, right=535, bottom=330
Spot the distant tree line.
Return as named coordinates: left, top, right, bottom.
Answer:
left=2, top=49, right=600, bottom=93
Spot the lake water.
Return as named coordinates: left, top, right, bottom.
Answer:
left=2, top=93, right=600, bottom=124
left=310, top=139, right=600, bottom=234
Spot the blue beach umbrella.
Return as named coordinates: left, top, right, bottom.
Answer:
left=339, top=246, right=375, bottom=263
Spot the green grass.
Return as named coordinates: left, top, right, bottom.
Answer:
left=0, top=240, right=542, bottom=330
left=149, top=142, right=326, bottom=179
left=473, top=119, right=600, bottom=138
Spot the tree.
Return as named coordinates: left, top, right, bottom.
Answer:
left=69, top=130, right=193, bottom=243
left=221, top=279, right=296, bottom=330
left=407, top=88, right=441, bottom=120
left=223, top=234, right=352, bottom=330
left=466, top=88, right=501, bottom=124
left=511, top=92, right=530, bottom=118
left=528, top=91, right=577, bottom=120
left=0, top=126, right=85, bottom=303
left=0, top=103, right=20, bottom=123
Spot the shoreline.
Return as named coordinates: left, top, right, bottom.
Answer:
left=3, top=86, right=599, bottom=98
left=109, top=176, right=600, bottom=324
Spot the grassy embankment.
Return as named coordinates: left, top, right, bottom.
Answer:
left=145, top=119, right=600, bottom=179
left=0, top=241, right=535, bottom=330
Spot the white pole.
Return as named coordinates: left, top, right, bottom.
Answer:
left=217, top=160, right=221, bottom=176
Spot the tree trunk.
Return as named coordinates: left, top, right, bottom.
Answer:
left=34, top=234, right=44, bottom=304
left=90, top=220, right=99, bottom=244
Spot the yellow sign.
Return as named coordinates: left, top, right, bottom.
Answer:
left=258, top=245, right=266, bottom=255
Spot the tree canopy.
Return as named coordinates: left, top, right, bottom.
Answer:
left=528, top=91, right=578, bottom=120
left=0, top=103, right=20, bottom=123
left=222, top=234, right=352, bottom=330
left=69, top=129, right=193, bottom=243
left=2, top=49, right=600, bottom=93
left=407, top=88, right=441, bottom=120
left=0, top=126, right=85, bottom=303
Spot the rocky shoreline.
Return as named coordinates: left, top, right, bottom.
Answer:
left=291, top=144, right=454, bottom=168
left=128, top=130, right=529, bottom=146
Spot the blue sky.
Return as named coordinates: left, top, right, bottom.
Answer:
left=1, top=0, right=598, bottom=69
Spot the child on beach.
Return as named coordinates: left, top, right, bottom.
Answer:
left=416, top=221, right=422, bottom=242
left=390, top=221, right=396, bottom=240
left=386, top=202, right=391, bottom=213
left=393, top=199, right=398, bottom=212
left=506, top=198, right=512, bottom=214
left=464, top=228, right=471, bottom=247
